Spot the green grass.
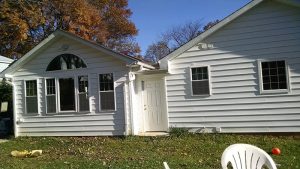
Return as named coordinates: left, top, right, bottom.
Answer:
left=0, top=134, right=299, bottom=169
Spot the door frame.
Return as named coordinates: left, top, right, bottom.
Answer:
left=140, top=74, right=168, bottom=132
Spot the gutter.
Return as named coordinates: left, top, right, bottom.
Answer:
left=127, top=61, right=156, bottom=70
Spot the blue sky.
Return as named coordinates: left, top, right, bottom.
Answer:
left=128, top=0, right=251, bottom=55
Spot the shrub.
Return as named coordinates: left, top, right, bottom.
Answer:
left=0, top=79, right=12, bottom=102
left=169, top=127, right=190, bottom=137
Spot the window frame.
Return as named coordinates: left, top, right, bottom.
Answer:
left=189, top=65, right=212, bottom=96
left=24, top=79, right=39, bottom=114
left=45, top=78, right=57, bottom=114
left=98, top=73, right=117, bottom=112
left=77, top=75, right=90, bottom=112
left=46, top=53, right=87, bottom=72
left=57, top=77, right=77, bottom=113
left=257, top=59, right=291, bottom=94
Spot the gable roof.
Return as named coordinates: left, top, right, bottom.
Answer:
left=1, top=30, right=154, bottom=77
left=159, top=0, right=300, bottom=65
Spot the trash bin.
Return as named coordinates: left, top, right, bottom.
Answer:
left=0, top=118, right=11, bottom=137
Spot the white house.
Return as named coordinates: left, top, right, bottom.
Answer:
left=0, top=55, right=13, bottom=73
left=0, top=0, right=300, bottom=137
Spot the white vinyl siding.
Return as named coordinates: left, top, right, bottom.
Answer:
left=165, top=1, right=300, bottom=133
left=25, top=80, right=38, bottom=114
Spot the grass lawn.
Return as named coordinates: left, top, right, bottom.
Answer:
left=0, top=133, right=299, bottom=169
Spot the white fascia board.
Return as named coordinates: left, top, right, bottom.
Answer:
left=136, top=61, right=155, bottom=70
left=159, top=0, right=264, bottom=66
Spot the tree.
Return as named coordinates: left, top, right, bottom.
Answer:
left=0, top=0, right=140, bottom=58
left=144, top=20, right=219, bottom=63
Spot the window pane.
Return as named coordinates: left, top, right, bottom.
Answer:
left=202, top=73, right=208, bottom=80
left=263, top=83, right=271, bottom=90
left=47, top=95, right=56, bottom=113
left=46, top=79, right=56, bottom=95
left=99, top=73, right=114, bottom=91
left=278, top=67, right=286, bottom=75
left=277, top=61, right=285, bottom=67
left=78, top=76, right=88, bottom=93
left=26, top=80, right=37, bottom=96
left=202, top=67, right=208, bottom=74
left=100, top=92, right=115, bottom=110
left=279, top=75, right=286, bottom=82
left=269, top=61, right=277, bottom=68
left=262, top=69, right=269, bottom=76
left=59, top=78, right=75, bottom=111
left=269, top=68, right=277, bottom=75
left=191, top=67, right=208, bottom=80
left=79, top=93, right=89, bottom=111
left=261, top=61, right=287, bottom=90
left=192, top=80, right=209, bottom=95
left=46, top=54, right=87, bottom=71
left=26, top=97, right=38, bottom=114
left=261, top=62, right=269, bottom=69
left=270, top=76, right=278, bottom=83
left=279, top=82, right=287, bottom=89
left=271, top=83, right=278, bottom=89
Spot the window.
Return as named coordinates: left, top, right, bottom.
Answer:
left=191, top=67, right=210, bottom=95
left=259, top=60, right=289, bottom=92
left=46, top=79, right=56, bottom=113
left=99, top=73, right=115, bottom=110
left=25, top=80, right=38, bottom=114
left=46, top=54, right=87, bottom=71
left=59, top=78, right=75, bottom=111
left=78, top=76, right=89, bottom=111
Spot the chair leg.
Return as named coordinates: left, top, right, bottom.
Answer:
left=163, top=162, right=170, bottom=169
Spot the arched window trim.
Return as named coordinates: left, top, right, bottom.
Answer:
left=46, top=53, right=87, bottom=71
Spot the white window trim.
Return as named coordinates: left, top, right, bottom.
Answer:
left=98, top=73, right=117, bottom=112
left=45, top=78, right=57, bottom=114
left=24, top=79, right=39, bottom=114
left=57, top=76, right=77, bottom=113
left=257, top=59, right=291, bottom=94
left=189, top=65, right=212, bottom=96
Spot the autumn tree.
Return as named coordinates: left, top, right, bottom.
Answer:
left=144, top=20, right=219, bottom=63
left=0, top=0, right=140, bottom=58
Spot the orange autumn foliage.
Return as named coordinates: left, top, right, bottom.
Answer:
left=0, top=0, right=140, bottom=58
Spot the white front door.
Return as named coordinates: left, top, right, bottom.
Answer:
left=143, top=78, right=168, bottom=131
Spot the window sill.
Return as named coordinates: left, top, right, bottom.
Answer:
left=191, top=94, right=211, bottom=97
left=260, top=89, right=290, bottom=95
left=98, top=110, right=117, bottom=113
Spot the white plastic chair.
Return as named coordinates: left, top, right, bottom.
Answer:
left=221, top=144, right=277, bottom=169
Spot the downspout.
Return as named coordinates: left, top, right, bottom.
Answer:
left=127, top=71, right=135, bottom=135
left=12, top=79, right=18, bottom=137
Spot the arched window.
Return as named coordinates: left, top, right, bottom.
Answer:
left=46, top=54, right=87, bottom=71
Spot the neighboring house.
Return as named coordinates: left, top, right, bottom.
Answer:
left=0, top=0, right=299, bottom=137
left=0, top=55, right=13, bottom=73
